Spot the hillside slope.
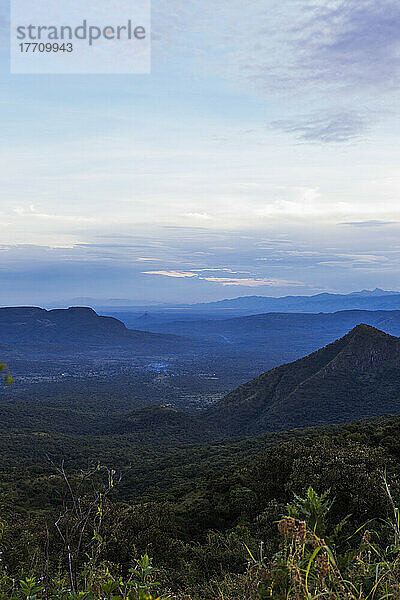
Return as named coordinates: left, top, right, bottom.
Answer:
left=205, top=325, right=400, bottom=435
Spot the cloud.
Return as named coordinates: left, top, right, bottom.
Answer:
left=192, top=268, right=243, bottom=274
left=317, top=252, right=393, bottom=270
left=341, top=220, right=399, bottom=227
left=240, top=0, right=400, bottom=95
left=136, top=257, right=161, bottom=262
left=184, top=212, right=213, bottom=220
left=152, top=0, right=400, bottom=99
left=14, top=205, right=95, bottom=224
left=151, top=0, right=400, bottom=144
left=271, top=111, right=366, bottom=143
left=144, top=270, right=198, bottom=278
left=300, top=1, right=400, bottom=90
left=143, top=269, right=303, bottom=287
left=336, top=253, right=389, bottom=264
left=201, top=276, right=302, bottom=287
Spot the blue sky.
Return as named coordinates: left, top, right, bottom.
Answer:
left=1, top=0, right=400, bottom=305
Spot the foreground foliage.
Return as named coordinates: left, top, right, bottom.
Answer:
left=3, top=404, right=400, bottom=598
left=3, top=462, right=400, bottom=599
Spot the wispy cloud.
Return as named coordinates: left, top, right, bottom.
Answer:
left=336, top=253, right=389, bottom=264
left=342, top=220, right=399, bottom=227
left=143, top=269, right=303, bottom=287
left=136, top=257, right=161, bottom=262
left=152, top=0, right=400, bottom=142
left=236, top=0, right=400, bottom=95
left=184, top=212, right=213, bottom=220
left=201, top=276, right=302, bottom=287
left=14, top=205, right=95, bottom=224
left=299, top=1, right=400, bottom=91
left=144, top=270, right=198, bottom=278
left=272, top=111, right=366, bottom=143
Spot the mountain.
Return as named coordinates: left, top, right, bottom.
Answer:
left=135, top=309, right=400, bottom=363
left=47, top=298, right=168, bottom=310
left=58, top=290, right=400, bottom=315
left=187, top=290, right=400, bottom=313
left=347, top=288, right=399, bottom=297
left=0, top=306, right=182, bottom=351
left=205, top=325, right=400, bottom=435
left=137, top=309, right=400, bottom=339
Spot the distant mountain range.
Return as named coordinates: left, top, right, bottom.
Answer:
left=347, top=288, right=399, bottom=297
left=136, top=308, right=400, bottom=340
left=48, top=289, right=400, bottom=315
left=189, top=289, right=400, bottom=313
left=205, top=324, right=400, bottom=435
left=131, top=309, right=400, bottom=369
left=4, top=305, right=400, bottom=376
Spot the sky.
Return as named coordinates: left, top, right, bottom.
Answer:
left=1, top=0, right=400, bottom=305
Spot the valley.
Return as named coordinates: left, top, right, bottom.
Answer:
left=2, top=296, right=400, bottom=598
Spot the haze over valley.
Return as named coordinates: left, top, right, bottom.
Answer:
left=3, top=289, right=400, bottom=429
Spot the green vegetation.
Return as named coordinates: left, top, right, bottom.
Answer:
left=0, top=363, right=13, bottom=386
left=2, top=414, right=400, bottom=598
left=3, top=325, right=400, bottom=597
left=205, top=324, right=400, bottom=435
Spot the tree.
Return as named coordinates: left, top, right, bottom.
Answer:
left=0, top=363, right=13, bottom=385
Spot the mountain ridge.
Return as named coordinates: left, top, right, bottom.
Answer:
left=186, top=289, right=400, bottom=313
left=0, top=306, right=182, bottom=349
left=205, top=324, right=400, bottom=435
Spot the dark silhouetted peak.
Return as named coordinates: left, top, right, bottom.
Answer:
left=344, top=323, right=390, bottom=338
left=324, top=324, right=400, bottom=374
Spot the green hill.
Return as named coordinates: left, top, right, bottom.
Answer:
left=205, top=324, right=400, bottom=435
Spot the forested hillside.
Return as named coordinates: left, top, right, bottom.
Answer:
left=2, top=325, right=400, bottom=597
left=206, top=324, right=400, bottom=434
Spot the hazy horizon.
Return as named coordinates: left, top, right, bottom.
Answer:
left=1, top=287, right=399, bottom=310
